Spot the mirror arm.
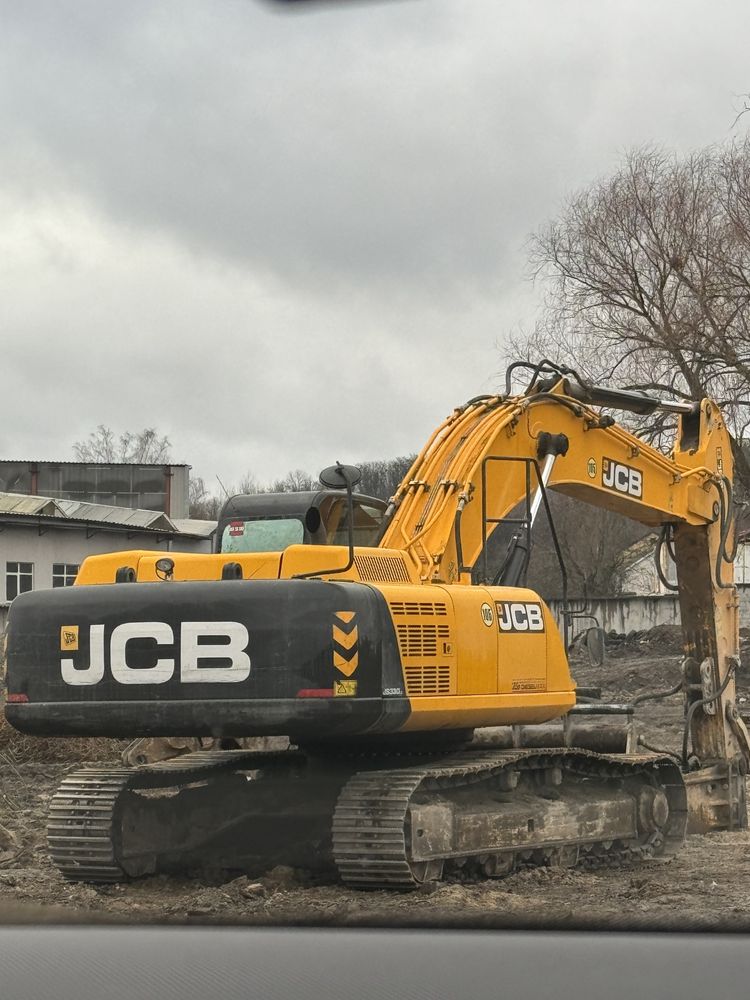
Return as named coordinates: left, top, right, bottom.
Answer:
left=292, top=463, right=359, bottom=580
left=346, top=482, right=355, bottom=566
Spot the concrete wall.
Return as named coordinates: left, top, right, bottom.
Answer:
left=548, top=595, right=680, bottom=636
left=549, top=586, right=750, bottom=636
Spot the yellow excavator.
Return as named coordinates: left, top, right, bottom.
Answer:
left=4, top=361, right=749, bottom=886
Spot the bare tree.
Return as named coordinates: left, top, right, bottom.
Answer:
left=512, top=144, right=750, bottom=489
left=356, top=456, right=416, bottom=500
left=480, top=493, right=644, bottom=600
left=732, top=95, right=750, bottom=129
left=237, top=472, right=261, bottom=495
left=268, top=469, right=319, bottom=493
left=73, top=426, right=172, bottom=464
left=189, top=471, right=264, bottom=518
left=527, top=496, right=646, bottom=599
left=188, top=476, right=222, bottom=520
left=187, top=455, right=418, bottom=521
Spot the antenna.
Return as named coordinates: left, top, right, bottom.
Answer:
left=216, top=475, right=241, bottom=518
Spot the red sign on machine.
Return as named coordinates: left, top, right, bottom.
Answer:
left=228, top=521, right=244, bottom=537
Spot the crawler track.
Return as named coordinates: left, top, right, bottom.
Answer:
left=47, top=768, right=132, bottom=882
left=333, top=749, right=687, bottom=888
left=47, top=750, right=298, bottom=883
left=47, top=747, right=687, bottom=889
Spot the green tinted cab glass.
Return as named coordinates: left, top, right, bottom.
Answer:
left=221, top=518, right=304, bottom=553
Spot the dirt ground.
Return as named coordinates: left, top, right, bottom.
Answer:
left=3, top=632, right=750, bottom=931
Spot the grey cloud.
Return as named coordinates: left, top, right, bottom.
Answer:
left=0, top=0, right=749, bottom=482
left=5, top=0, right=724, bottom=291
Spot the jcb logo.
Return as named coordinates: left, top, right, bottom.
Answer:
left=60, top=621, right=251, bottom=687
left=496, top=602, right=545, bottom=633
left=60, top=625, right=79, bottom=650
left=602, top=458, right=643, bottom=499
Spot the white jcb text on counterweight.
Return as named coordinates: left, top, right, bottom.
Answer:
left=60, top=621, right=251, bottom=686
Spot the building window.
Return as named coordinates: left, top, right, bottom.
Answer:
left=6, top=562, right=33, bottom=600
left=52, top=563, right=79, bottom=588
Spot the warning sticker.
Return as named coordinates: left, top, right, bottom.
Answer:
left=334, top=679, right=357, bottom=698
left=61, top=625, right=79, bottom=651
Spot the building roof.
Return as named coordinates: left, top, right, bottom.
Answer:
left=619, top=533, right=659, bottom=571
left=0, top=460, right=190, bottom=468
left=0, top=492, right=205, bottom=537
left=171, top=518, right=217, bottom=539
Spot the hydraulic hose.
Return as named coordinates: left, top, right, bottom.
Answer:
left=710, top=477, right=738, bottom=589
left=632, top=680, right=684, bottom=707
left=681, top=661, right=736, bottom=769
left=655, top=525, right=679, bottom=592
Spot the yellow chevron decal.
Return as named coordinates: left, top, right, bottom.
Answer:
left=332, top=611, right=358, bottom=677
left=334, top=651, right=359, bottom=676
left=332, top=624, right=358, bottom=650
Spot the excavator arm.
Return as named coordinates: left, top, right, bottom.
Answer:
left=382, top=379, right=721, bottom=582
left=380, top=368, right=750, bottom=814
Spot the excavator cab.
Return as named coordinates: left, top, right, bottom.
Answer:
left=215, top=490, right=387, bottom=554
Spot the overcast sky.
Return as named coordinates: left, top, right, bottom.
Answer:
left=1, top=0, right=749, bottom=489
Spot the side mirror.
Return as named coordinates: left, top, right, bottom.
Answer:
left=293, top=463, right=361, bottom=580
left=318, top=463, right=362, bottom=491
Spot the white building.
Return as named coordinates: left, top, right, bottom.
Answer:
left=0, top=492, right=215, bottom=629
left=621, top=532, right=750, bottom=596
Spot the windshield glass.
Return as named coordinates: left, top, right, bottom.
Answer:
left=220, top=517, right=304, bottom=553
left=319, top=497, right=385, bottom=547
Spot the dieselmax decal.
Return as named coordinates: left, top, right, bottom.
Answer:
left=602, top=458, right=643, bottom=498
left=496, top=602, right=545, bottom=633
left=60, top=621, right=251, bottom=686
left=511, top=678, right=546, bottom=691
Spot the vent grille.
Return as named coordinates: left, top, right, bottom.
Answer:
left=396, top=623, right=450, bottom=658
left=354, top=554, right=411, bottom=583
left=405, top=665, right=451, bottom=696
left=389, top=601, right=448, bottom=617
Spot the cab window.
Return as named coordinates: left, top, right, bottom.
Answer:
left=324, top=499, right=385, bottom=546
left=220, top=517, right=304, bottom=553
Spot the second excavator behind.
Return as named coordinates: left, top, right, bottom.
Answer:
left=5, top=361, right=749, bottom=887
